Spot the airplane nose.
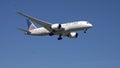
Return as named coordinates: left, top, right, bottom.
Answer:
left=89, top=24, right=93, bottom=28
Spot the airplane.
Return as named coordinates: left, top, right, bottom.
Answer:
left=17, top=12, right=93, bottom=40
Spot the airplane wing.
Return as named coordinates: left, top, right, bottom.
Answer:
left=17, top=12, right=52, bottom=31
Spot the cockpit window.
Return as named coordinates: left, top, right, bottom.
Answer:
left=86, top=22, right=89, bottom=24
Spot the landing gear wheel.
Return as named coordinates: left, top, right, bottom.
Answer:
left=84, top=29, right=87, bottom=33
left=49, top=33, right=54, bottom=36
left=58, top=37, right=62, bottom=40
left=57, top=35, right=62, bottom=40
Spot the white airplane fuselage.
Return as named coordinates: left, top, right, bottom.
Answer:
left=29, top=21, right=92, bottom=36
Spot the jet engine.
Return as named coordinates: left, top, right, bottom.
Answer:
left=51, top=24, right=61, bottom=30
left=68, top=32, right=78, bottom=38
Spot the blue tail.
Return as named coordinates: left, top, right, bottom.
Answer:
left=26, top=19, right=37, bottom=30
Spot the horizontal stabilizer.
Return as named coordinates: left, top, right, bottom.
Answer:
left=17, top=27, right=30, bottom=33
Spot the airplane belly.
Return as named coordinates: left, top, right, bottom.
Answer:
left=30, top=28, right=50, bottom=36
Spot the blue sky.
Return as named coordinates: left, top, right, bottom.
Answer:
left=0, top=0, right=120, bottom=68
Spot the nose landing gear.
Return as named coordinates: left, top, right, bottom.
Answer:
left=84, top=29, right=87, bottom=33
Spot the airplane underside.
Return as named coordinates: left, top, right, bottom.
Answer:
left=29, top=28, right=88, bottom=40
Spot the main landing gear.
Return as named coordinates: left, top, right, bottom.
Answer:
left=49, top=33, right=62, bottom=40
left=49, top=32, right=54, bottom=36
left=57, top=35, right=62, bottom=40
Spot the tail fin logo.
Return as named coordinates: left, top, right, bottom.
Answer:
left=27, top=19, right=37, bottom=30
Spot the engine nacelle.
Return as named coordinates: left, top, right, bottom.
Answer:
left=51, top=24, right=61, bottom=30
left=68, top=32, right=78, bottom=38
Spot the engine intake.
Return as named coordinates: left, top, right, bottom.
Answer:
left=68, top=32, right=78, bottom=38
left=51, top=24, right=61, bottom=29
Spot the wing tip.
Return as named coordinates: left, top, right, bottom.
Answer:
left=16, top=11, right=24, bottom=15
left=16, top=11, right=21, bottom=14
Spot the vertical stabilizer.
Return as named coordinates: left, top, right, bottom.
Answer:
left=27, top=19, right=37, bottom=30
